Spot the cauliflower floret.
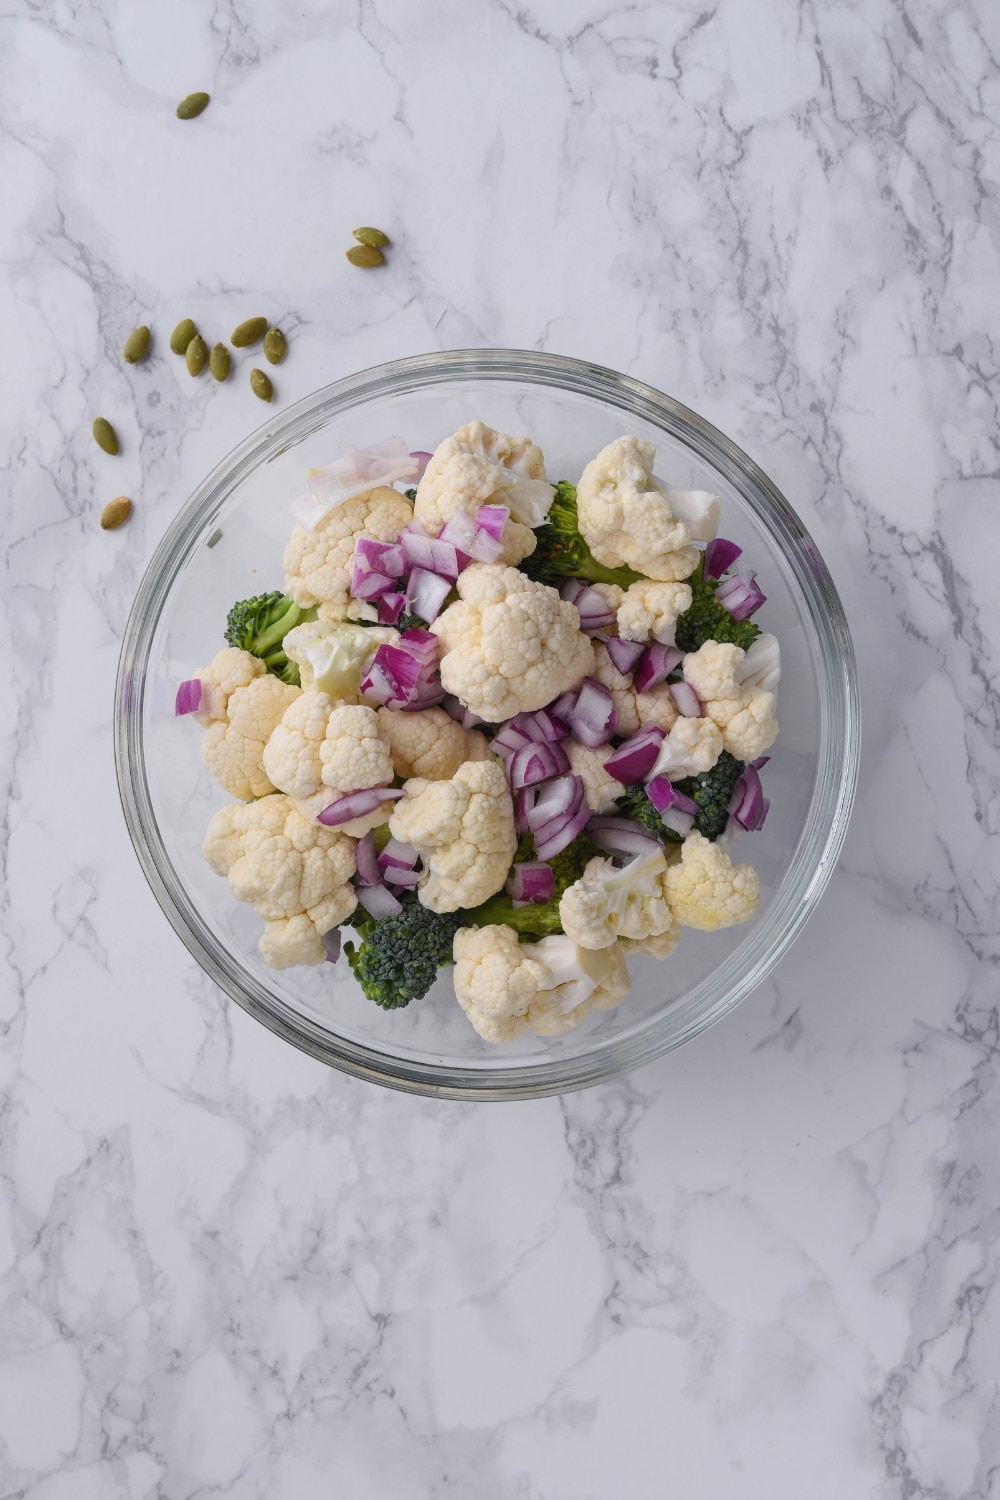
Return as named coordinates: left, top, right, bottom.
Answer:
left=263, top=696, right=393, bottom=801
left=432, top=564, right=594, bottom=722
left=203, top=794, right=357, bottom=967
left=525, top=935, right=632, bottom=1036
left=192, top=648, right=266, bottom=727
left=389, top=759, right=517, bottom=912
left=452, top=925, right=549, bottom=1044
left=414, top=420, right=554, bottom=563
left=284, top=620, right=397, bottom=701
left=576, top=436, right=700, bottom=582
left=616, top=580, right=693, bottom=645
left=592, top=642, right=678, bottom=737
left=648, top=716, right=723, bottom=780
left=682, top=640, right=779, bottom=761
left=202, top=674, right=300, bottom=801
left=619, top=925, right=681, bottom=959
left=283, top=486, right=413, bottom=611
left=560, top=848, right=676, bottom=951
left=664, top=830, right=760, bottom=930
left=737, top=633, right=781, bottom=697
left=565, top=740, right=625, bottom=813
left=661, top=487, right=720, bottom=541
left=378, top=705, right=491, bottom=780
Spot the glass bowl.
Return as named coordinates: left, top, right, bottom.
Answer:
left=115, top=350, right=859, bottom=1100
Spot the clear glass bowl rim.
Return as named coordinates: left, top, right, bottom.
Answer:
left=114, top=348, right=860, bottom=1101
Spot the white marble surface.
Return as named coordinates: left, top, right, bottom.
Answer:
left=2, top=1, right=998, bottom=1494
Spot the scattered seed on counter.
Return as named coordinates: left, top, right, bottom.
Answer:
left=186, top=335, right=208, bottom=376
left=123, top=325, right=151, bottom=363
left=250, top=368, right=273, bottom=402
left=353, top=227, right=390, bottom=249
left=206, top=528, right=223, bottom=548
left=209, top=343, right=231, bottom=381
left=231, top=317, right=268, bottom=348
left=100, top=496, right=132, bottom=530
left=170, top=318, right=198, bottom=354
left=176, top=92, right=210, bottom=120
left=346, top=244, right=385, bottom=268
left=93, top=417, right=119, bottom=455
left=262, top=327, right=286, bottom=364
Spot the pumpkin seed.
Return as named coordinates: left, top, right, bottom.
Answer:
left=123, top=325, right=150, bottom=363
left=231, top=316, right=268, bottom=348
left=186, top=335, right=208, bottom=376
left=92, top=417, right=119, bottom=455
left=206, top=528, right=223, bottom=548
left=209, top=342, right=231, bottom=381
left=346, top=244, right=385, bottom=268
left=100, top=496, right=132, bottom=530
left=170, top=318, right=198, bottom=355
left=353, top=226, right=390, bottom=249
left=262, top=327, right=286, bottom=365
left=250, top=368, right=273, bottom=402
left=176, top=92, right=210, bottom=120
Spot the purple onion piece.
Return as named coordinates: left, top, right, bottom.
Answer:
left=533, top=800, right=592, bottom=861
left=645, top=775, right=678, bottom=814
left=321, top=928, right=342, bottom=964
left=404, top=568, right=453, bottom=624
left=703, top=537, right=743, bottom=580
left=382, top=866, right=421, bottom=888
left=397, top=627, right=438, bottom=664
left=604, top=637, right=645, bottom=676
left=352, top=568, right=396, bottom=601
left=360, top=644, right=422, bottom=706
left=316, top=787, right=403, bottom=827
left=749, top=755, right=770, bottom=771
left=354, top=831, right=381, bottom=886
left=410, top=450, right=432, bottom=481
left=441, top=694, right=465, bottom=722
left=174, top=678, right=203, bottom=716
left=634, top=644, right=684, bottom=695
left=377, top=592, right=406, bottom=626
left=716, top=571, right=767, bottom=620
left=669, top=681, right=702, bottom=718
left=355, top=882, right=404, bottom=919
left=661, top=807, right=695, bottom=837
left=355, top=537, right=407, bottom=577
left=506, top=862, right=556, bottom=904
left=568, top=677, right=616, bottom=749
left=377, top=836, right=418, bottom=871
left=476, top=504, right=509, bottom=542
left=507, top=740, right=571, bottom=790
left=603, top=726, right=665, bottom=783
left=438, top=511, right=480, bottom=552
left=587, top=816, right=664, bottom=857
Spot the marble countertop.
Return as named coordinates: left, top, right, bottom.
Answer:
left=3, top=3, right=998, bottom=1495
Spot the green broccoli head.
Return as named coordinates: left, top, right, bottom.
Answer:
left=465, top=831, right=601, bottom=938
left=224, top=591, right=313, bottom=684
left=342, top=892, right=464, bottom=1009
left=674, top=562, right=761, bottom=653
left=675, top=751, right=745, bottom=840
left=520, top=481, right=644, bottom=590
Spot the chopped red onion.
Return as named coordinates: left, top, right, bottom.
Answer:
left=508, top=740, right=571, bottom=789
left=603, top=725, right=665, bottom=783
left=438, top=511, right=480, bottom=552
left=476, top=504, right=509, bottom=541
left=728, top=765, right=765, bottom=830
left=382, top=865, right=421, bottom=888
left=716, top=571, right=767, bottom=620
left=506, top=862, right=556, bottom=904
left=669, top=681, right=702, bottom=718
left=661, top=807, right=695, bottom=837
left=376, top=592, right=406, bottom=626
left=442, top=694, right=465, bottom=722
left=604, top=638, right=645, bottom=676
left=634, top=644, right=684, bottom=694
left=587, top=816, right=663, bottom=857
left=321, top=928, right=342, bottom=963
left=377, top=837, right=418, bottom=871
left=462, top=707, right=484, bottom=730
left=561, top=581, right=616, bottom=632
left=410, top=450, right=432, bottom=481
left=465, top=527, right=504, bottom=565
left=550, top=689, right=579, bottom=722
left=401, top=530, right=460, bottom=580
left=317, top=787, right=404, bottom=826
left=534, top=800, right=592, bottom=861
left=397, top=627, right=439, bottom=665
left=354, top=831, right=381, bottom=886
left=174, top=678, right=202, bottom=716
left=749, top=755, right=770, bottom=771
left=355, top=882, right=404, bottom=919
left=492, top=718, right=535, bottom=757
left=359, top=644, right=422, bottom=706
left=568, top=677, right=617, bottom=748
left=404, top=568, right=453, bottom=624
left=703, top=537, right=743, bottom=580
left=522, top=707, right=570, bottom=741
left=351, top=566, right=396, bottom=601
left=355, top=537, right=407, bottom=577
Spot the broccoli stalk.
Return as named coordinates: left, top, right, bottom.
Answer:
left=674, top=560, right=761, bottom=653
left=224, top=591, right=315, bottom=685
left=342, top=892, right=464, bottom=1009
left=465, top=832, right=600, bottom=938
left=520, top=481, right=644, bottom=590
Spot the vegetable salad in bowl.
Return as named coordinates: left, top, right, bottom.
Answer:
left=175, top=420, right=780, bottom=1046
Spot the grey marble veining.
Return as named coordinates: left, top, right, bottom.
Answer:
left=1, top=2, right=998, bottom=1496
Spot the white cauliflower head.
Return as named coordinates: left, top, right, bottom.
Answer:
left=565, top=740, right=625, bottom=813
left=664, top=830, right=760, bottom=930
left=192, top=648, right=266, bottom=727
left=203, top=795, right=357, bottom=967
left=378, top=705, right=491, bottom=781
left=283, top=485, right=413, bottom=610
left=525, top=935, right=632, bottom=1036
left=737, top=633, right=781, bottom=697
left=682, top=640, right=778, bottom=762
left=559, top=848, right=677, bottom=950
left=452, top=925, right=549, bottom=1045
left=263, top=694, right=393, bottom=802
left=283, top=620, right=397, bottom=702
left=388, top=759, right=517, bottom=912
left=592, top=642, right=678, bottom=737
left=414, top=419, right=553, bottom=562
left=201, top=674, right=301, bottom=801
left=616, top=580, right=693, bottom=645
left=432, top=564, right=594, bottom=722
left=648, top=716, right=724, bottom=780
left=576, top=436, right=700, bottom=582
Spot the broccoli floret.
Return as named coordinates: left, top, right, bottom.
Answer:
left=674, top=751, right=745, bottom=840
left=404, top=487, right=417, bottom=502
left=224, top=591, right=314, bottom=685
left=674, top=562, right=761, bottom=653
left=614, top=785, right=683, bottom=845
left=520, top=480, right=644, bottom=590
left=465, top=832, right=600, bottom=938
left=342, top=891, right=464, bottom=1009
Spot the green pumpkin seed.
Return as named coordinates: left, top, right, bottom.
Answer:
left=170, top=318, right=198, bottom=355
left=123, top=325, right=150, bottom=363
left=353, top=226, right=390, bottom=249
left=231, top=316, right=268, bottom=348
left=262, top=327, right=286, bottom=365
left=346, top=244, right=385, bottom=268
left=209, top=342, right=231, bottom=381
left=92, top=417, right=119, bottom=455
left=186, top=335, right=209, bottom=376
left=250, top=368, right=273, bottom=402
left=100, top=496, right=132, bottom=530
left=176, top=92, right=210, bottom=120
